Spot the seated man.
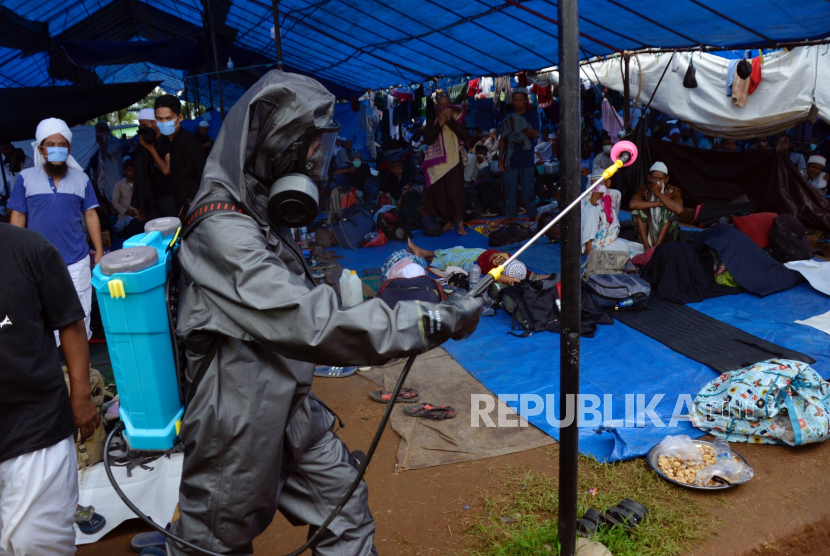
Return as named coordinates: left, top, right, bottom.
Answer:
left=802, top=155, right=828, bottom=195
left=471, top=144, right=502, bottom=217
left=380, top=158, right=407, bottom=201
left=629, top=161, right=684, bottom=248
left=381, top=238, right=527, bottom=286
left=581, top=171, right=621, bottom=254
left=333, top=150, right=371, bottom=192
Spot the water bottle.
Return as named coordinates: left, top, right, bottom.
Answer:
left=469, top=263, right=481, bottom=287
left=615, top=298, right=635, bottom=310
left=339, top=268, right=353, bottom=305
left=299, top=227, right=309, bottom=250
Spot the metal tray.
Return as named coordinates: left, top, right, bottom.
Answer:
left=647, top=439, right=750, bottom=491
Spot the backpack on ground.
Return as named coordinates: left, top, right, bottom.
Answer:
left=769, top=214, right=812, bottom=263
left=333, top=208, right=376, bottom=249
left=377, top=207, right=411, bottom=242
left=377, top=276, right=447, bottom=308
left=488, top=223, right=533, bottom=247
left=398, top=189, right=422, bottom=230
left=583, top=273, right=650, bottom=310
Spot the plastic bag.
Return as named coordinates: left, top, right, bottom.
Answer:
left=655, top=435, right=703, bottom=466
left=694, top=439, right=753, bottom=486
left=360, top=230, right=388, bottom=248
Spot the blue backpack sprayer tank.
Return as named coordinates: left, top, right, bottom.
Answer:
left=92, top=217, right=184, bottom=451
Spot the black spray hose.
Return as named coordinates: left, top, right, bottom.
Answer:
left=104, top=354, right=419, bottom=556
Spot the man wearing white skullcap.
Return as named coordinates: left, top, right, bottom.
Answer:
left=8, top=118, right=103, bottom=343
left=629, top=161, right=684, bottom=248
left=484, top=128, right=499, bottom=155
left=802, top=155, right=828, bottom=195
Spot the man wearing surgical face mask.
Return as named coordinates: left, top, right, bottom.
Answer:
left=592, top=134, right=614, bottom=174
left=7, top=118, right=104, bottom=343
left=148, top=94, right=205, bottom=217
left=629, top=161, right=684, bottom=248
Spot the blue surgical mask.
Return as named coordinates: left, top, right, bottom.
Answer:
left=157, top=119, right=178, bottom=136
left=810, top=144, right=818, bottom=151
left=46, top=147, right=68, bottom=163
left=353, top=159, right=362, bottom=168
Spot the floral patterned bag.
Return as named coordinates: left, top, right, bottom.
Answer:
left=690, top=359, right=830, bottom=446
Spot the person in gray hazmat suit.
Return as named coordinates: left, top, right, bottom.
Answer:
left=171, top=71, right=484, bottom=555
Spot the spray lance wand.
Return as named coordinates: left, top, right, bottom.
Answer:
left=469, top=140, right=638, bottom=297
left=104, top=141, right=638, bottom=556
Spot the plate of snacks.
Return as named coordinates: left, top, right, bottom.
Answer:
left=647, top=435, right=753, bottom=490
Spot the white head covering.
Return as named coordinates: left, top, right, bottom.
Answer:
left=649, top=161, right=668, bottom=174
left=199, top=120, right=210, bottom=128
left=138, top=108, right=155, bottom=121
left=505, top=260, right=528, bottom=280
left=669, top=128, right=680, bottom=137
left=548, top=133, right=556, bottom=139
left=808, top=155, right=827, bottom=167
left=31, top=118, right=83, bottom=171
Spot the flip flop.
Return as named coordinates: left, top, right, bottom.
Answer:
left=369, top=387, right=420, bottom=404
left=131, top=525, right=171, bottom=552
left=313, top=366, right=357, bottom=378
left=603, top=498, right=649, bottom=531
left=76, top=513, right=106, bottom=535
left=576, top=508, right=608, bottom=537
left=404, top=403, right=457, bottom=420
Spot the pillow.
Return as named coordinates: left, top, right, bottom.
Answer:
left=733, top=212, right=777, bottom=249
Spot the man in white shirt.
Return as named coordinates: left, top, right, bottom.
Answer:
left=802, top=155, right=828, bottom=195
left=534, top=133, right=556, bottom=163
left=483, top=128, right=498, bottom=155
left=778, top=135, right=806, bottom=172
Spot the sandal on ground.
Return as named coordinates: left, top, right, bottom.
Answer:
left=131, top=525, right=172, bottom=552
left=76, top=512, right=106, bottom=535
left=404, top=403, right=457, bottom=420
left=369, top=387, right=420, bottom=404
left=603, top=498, right=648, bottom=530
left=313, top=366, right=357, bottom=378
left=576, top=508, right=608, bottom=537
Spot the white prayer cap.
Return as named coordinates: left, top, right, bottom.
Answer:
left=36, top=117, right=72, bottom=145
left=400, top=263, right=426, bottom=279
left=808, top=155, right=827, bottom=166
left=548, top=133, right=556, bottom=139
left=590, top=169, right=605, bottom=181
left=512, top=86, right=530, bottom=96
left=669, top=127, right=680, bottom=136
left=32, top=118, right=83, bottom=171
left=650, top=161, right=668, bottom=174
left=489, top=128, right=497, bottom=133
left=199, top=120, right=210, bottom=128
left=138, top=108, right=155, bottom=120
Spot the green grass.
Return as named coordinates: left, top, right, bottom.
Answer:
left=461, top=447, right=718, bottom=556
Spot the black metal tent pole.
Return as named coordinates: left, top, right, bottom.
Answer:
left=202, top=0, right=226, bottom=119
left=271, top=0, right=284, bottom=71
left=623, top=52, right=630, bottom=130
left=556, top=0, right=581, bottom=553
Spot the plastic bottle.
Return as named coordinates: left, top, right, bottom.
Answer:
left=469, top=263, right=481, bottom=287
left=615, top=298, right=635, bottom=310
left=299, top=227, right=309, bottom=249
left=341, top=270, right=363, bottom=307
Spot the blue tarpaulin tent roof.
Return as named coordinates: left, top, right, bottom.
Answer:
left=1, top=0, right=828, bottom=111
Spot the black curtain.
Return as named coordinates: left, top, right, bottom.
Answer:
left=618, top=123, right=830, bottom=230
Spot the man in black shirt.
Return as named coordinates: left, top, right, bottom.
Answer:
left=134, top=107, right=175, bottom=219
left=0, top=224, right=99, bottom=555
left=380, top=158, right=407, bottom=200
left=151, top=94, right=206, bottom=217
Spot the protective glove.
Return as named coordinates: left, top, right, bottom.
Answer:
left=417, top=292, right=485, bottom=348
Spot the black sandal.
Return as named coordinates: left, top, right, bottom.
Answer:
left=576, top=508, right=608, bottom=537
left=404, top=403, right=457, bottom=420
left=604, top=498, right=649, bottom=530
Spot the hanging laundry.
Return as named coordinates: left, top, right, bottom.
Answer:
left=390, top=89, right=413, bottom=102
left=748, top=56, right=762, bottom=94
left=467, top=78, right=480, bottom=97
left=530, top=84, right=553, bottom=109
left=725, top=59, right=739, bottom=96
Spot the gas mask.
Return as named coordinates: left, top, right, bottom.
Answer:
left=266, top=122, right=340, bottom=228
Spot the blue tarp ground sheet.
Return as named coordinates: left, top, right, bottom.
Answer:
left=330, top=228, right=830, bottom=462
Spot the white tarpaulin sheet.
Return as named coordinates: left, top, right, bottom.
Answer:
left=796, top=310, right=830, bottom=336
left=785, top=259, right=830, bottom=296
left=540, top=47, right=830, bottom=139
left=74, top=453, right=182, bottom=545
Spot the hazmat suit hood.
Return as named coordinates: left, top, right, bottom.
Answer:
left=190, top=70, right=336, bottom=234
